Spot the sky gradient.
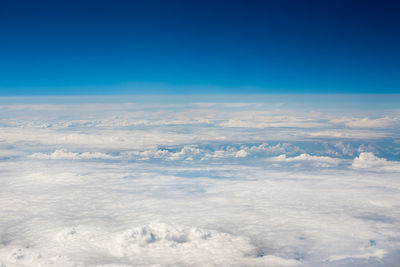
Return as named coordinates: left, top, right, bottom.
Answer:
left=1, top=0, right=399, bottom=95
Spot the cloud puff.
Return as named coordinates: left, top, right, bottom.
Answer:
left=29, top=149, right=119, bottom=160
left=0, top=222, right=300, bottom=267
left=269, top=153, right=342, bottom=167
left=128, top=146, right=203, bottom=161
left=352, top=152, right=400, bottom=171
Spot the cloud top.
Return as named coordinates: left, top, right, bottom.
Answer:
left=352, top=152, right=400, bottom=171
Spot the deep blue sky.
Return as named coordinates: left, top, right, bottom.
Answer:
left=0, top=0, right=399, bottom=95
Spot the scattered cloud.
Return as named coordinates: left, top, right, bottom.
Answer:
left=352, top=152, right=400, bottom=171
left=269, top=153, right=342, bottom=167
left=28, top=143, right=302, bottom=162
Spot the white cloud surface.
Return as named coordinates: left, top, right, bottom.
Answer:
left=1, top=96, right=400, bottom=266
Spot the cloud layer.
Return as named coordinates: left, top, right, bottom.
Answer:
left=1, top=96, right=400, bottom=266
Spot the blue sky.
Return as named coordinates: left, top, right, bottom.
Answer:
left=0, top=0, right=399, bottom=95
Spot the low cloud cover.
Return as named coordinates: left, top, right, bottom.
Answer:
left=1, top=96, right=400, bottom=266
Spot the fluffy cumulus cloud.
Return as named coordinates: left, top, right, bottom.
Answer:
left=1, top=96, right=400, bottom=266
left=352, top=152, right=400, bottom=172
left=270, top=153, right=343, bottom=167
left=0, top=222, right=298, bottom=266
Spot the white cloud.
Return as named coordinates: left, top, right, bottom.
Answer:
left=219, top=119, right=326, bottom=129
left=26, top=143, right=299, bottom=162
left=1, top=97, right=400, bottom=266
left=308, top=130, right=387, bottom=139
left=128, top=146, right=202, bottom=161
left=30, top=149, right=119, bottom=160
left=2, top=161, right=399, bottom=266
left=332, top=116, right=398, bottom=128
left=352, top=152, right=400, bottom=171
left=0, top=221, right=300, bottom=266
left=123, top=143, right=300, bottom=161
left=329, top=249, right=387, bottom=262
left=270, top=153, right=342, bottom=167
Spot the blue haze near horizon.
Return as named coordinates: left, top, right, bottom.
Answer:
left=1, top=0, right=399, bottom=95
